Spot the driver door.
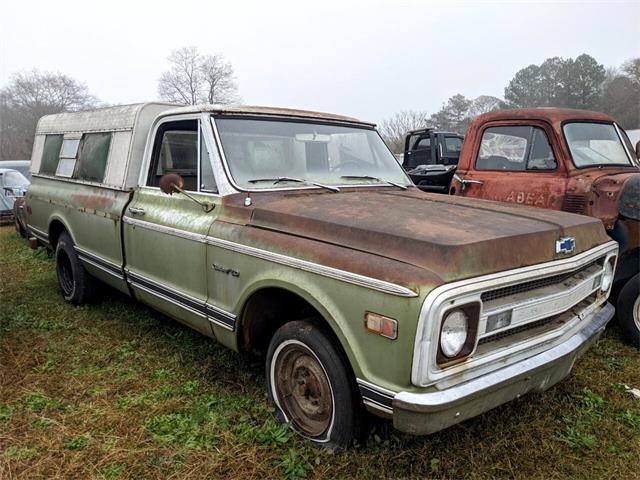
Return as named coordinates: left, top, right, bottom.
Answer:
left=123, top=116, right=220, bottom=336
left=458, top=123, right=567, bottom=211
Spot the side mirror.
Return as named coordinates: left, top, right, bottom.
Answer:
left=635, top=140, right=640, bottom=160
left=159, top=173, right=184, bottom=195
left=158, top=173, right=215, bottom=213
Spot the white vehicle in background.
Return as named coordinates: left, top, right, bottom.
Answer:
left=0, top=160, right=32, bottom=181
left=0, top=168, right=30, bottom=225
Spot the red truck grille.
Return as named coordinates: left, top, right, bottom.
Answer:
left=562, top=194, right=588, bottom=214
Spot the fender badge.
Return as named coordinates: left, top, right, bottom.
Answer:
left=556, top=237, right=576, bottom=254
left=213, top=263, right=240, bottom=277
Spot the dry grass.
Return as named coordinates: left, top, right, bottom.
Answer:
left=1, top=226, right=639, bottom=479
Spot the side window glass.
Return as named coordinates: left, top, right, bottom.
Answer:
left=477, top=126, right=530, bottom=170
left=199, top=128, right=217, bottom=192
left=445, top=136, right=463, bottom=155
left=148, top=120, right=198, bottom=192
left=56, top=138, right=81, bottom=177
left=415, top=137, right=431, bottom=150
left=40, top=135, right=64, bottom=175
left=527, top=128, right=556, bottom=170
left=75, top=133, right=111, bottom=182
left=477, top=126, right=556, bottom=171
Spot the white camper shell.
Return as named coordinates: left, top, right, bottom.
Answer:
left=31, top=103, right=176, bottom=190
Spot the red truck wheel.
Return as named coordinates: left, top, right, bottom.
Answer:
left=617, top=273, right=640, bottom=348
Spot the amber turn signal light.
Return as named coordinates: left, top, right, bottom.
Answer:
left=364, top=312, right=398, bottom=340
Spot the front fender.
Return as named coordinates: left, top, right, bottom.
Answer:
left=228, top=266, right=424, bottom=393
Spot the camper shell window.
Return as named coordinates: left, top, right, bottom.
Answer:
left=39, top=135, right=64, bottom=175
left=75, top=132, right=112, bottom=182
left=56, top=138, right=81, bottom=177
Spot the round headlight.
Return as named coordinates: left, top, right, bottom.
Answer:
left=440, top=309, right=469, bottom=358
left=601, top=259, right=614, bottom=292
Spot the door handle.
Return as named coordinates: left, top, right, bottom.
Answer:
left=453, top=174, right=483, bottom=191
left=128, top=207, right=145, bottom=215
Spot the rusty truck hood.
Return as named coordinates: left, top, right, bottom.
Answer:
left=227, top=188, right=610, bottom=285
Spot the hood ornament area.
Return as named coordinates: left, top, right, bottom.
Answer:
left=556, top=237, right=576, bottom=254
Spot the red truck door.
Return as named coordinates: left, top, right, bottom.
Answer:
left=453, top=122, right=566, bottom=211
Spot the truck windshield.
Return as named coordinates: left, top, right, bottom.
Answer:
left=563, top=122, right=634, bottom=168
left=2, top=170, right=29, bottom=189
left=214, top=118, right=411, bottom=190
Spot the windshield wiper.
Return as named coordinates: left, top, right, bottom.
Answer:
left=340, top=175, right=408, bottom=190
left=247, top=177, right=340, bottom=193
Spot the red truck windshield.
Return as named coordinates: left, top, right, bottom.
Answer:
left=563, top=122, right=634, bottom=168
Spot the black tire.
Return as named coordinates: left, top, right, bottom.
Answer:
left=266, top=320, right=363, bottom=450
left=55, top=231, right=95, bottom=304
left=14, top=217, right=25, bottom=238
left=617, top=273, right=640, bottom=348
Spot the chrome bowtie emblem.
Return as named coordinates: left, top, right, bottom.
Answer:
left=556, top=237, right=576, bottom=254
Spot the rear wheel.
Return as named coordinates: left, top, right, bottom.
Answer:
left=55, top=231, right=95, bottom=304
left=266, top=320, right=363, bottom=450
left=14, top=216, right=26, bottom=238
left=617, top=274, right=640, bottom=348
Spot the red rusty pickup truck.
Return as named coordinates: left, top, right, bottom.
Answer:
left=450, top=108, right=640, bottom=346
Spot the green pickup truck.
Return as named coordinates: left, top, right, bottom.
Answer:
left=24, top=103, right=618, bottom=448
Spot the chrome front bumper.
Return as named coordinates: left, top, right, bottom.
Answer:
left=391, top=302, right=614, bottom=435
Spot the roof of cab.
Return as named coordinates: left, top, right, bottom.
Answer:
left=159, top=104, right=374, bottom=126
left=474, top=108, right=616, bottom=125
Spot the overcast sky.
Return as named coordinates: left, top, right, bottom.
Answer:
left=1, top=0, right=638, bottom=123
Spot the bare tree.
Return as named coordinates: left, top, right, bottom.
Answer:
left=378, top=110, right=430, bottom=154
left=468, top=95, right=503, bottom=117
left=0, top=70, right=98, bottom=160
left=200, top=54, right=240, bottom=104
left=158, top=46, right=240, bottom=105
left=158, top=47, right=202, bottom=105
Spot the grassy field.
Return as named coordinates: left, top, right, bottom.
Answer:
left=1, top=226, right=639, bottom=479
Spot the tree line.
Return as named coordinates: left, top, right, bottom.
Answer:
left=1, top=51, right=638, bottom=159
left=380, top=54, right=640, bottom=153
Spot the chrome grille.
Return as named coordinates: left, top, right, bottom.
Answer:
left=478, top=315, right=559, bottom=345
left=481, top=258, right=602, bottom=303
left=477, top=295, right=597, bottom=350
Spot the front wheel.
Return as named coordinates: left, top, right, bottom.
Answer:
left=617, top=273, right=640, bottom=348
left=266, top=320, right=363, bottom=450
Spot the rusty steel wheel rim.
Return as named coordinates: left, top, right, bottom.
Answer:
left=274, top=343, right=333, bottom=437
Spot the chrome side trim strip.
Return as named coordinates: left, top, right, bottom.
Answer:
left=28, top=225, right=49, bottom=241
left=356, top=378, right=396, bottom=414
left=78, top=256, right=125, bottom=280
left=129, top=280, right=207, bottom=319
left=123, top=216, right=207, bottom=243
left=124, top=267, right=236, bottom=331
left=75, top=247, right=125, bottom=280
left=123, top=216, right=418, bottom=298
left=205, top=236, right=418, bottom=297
